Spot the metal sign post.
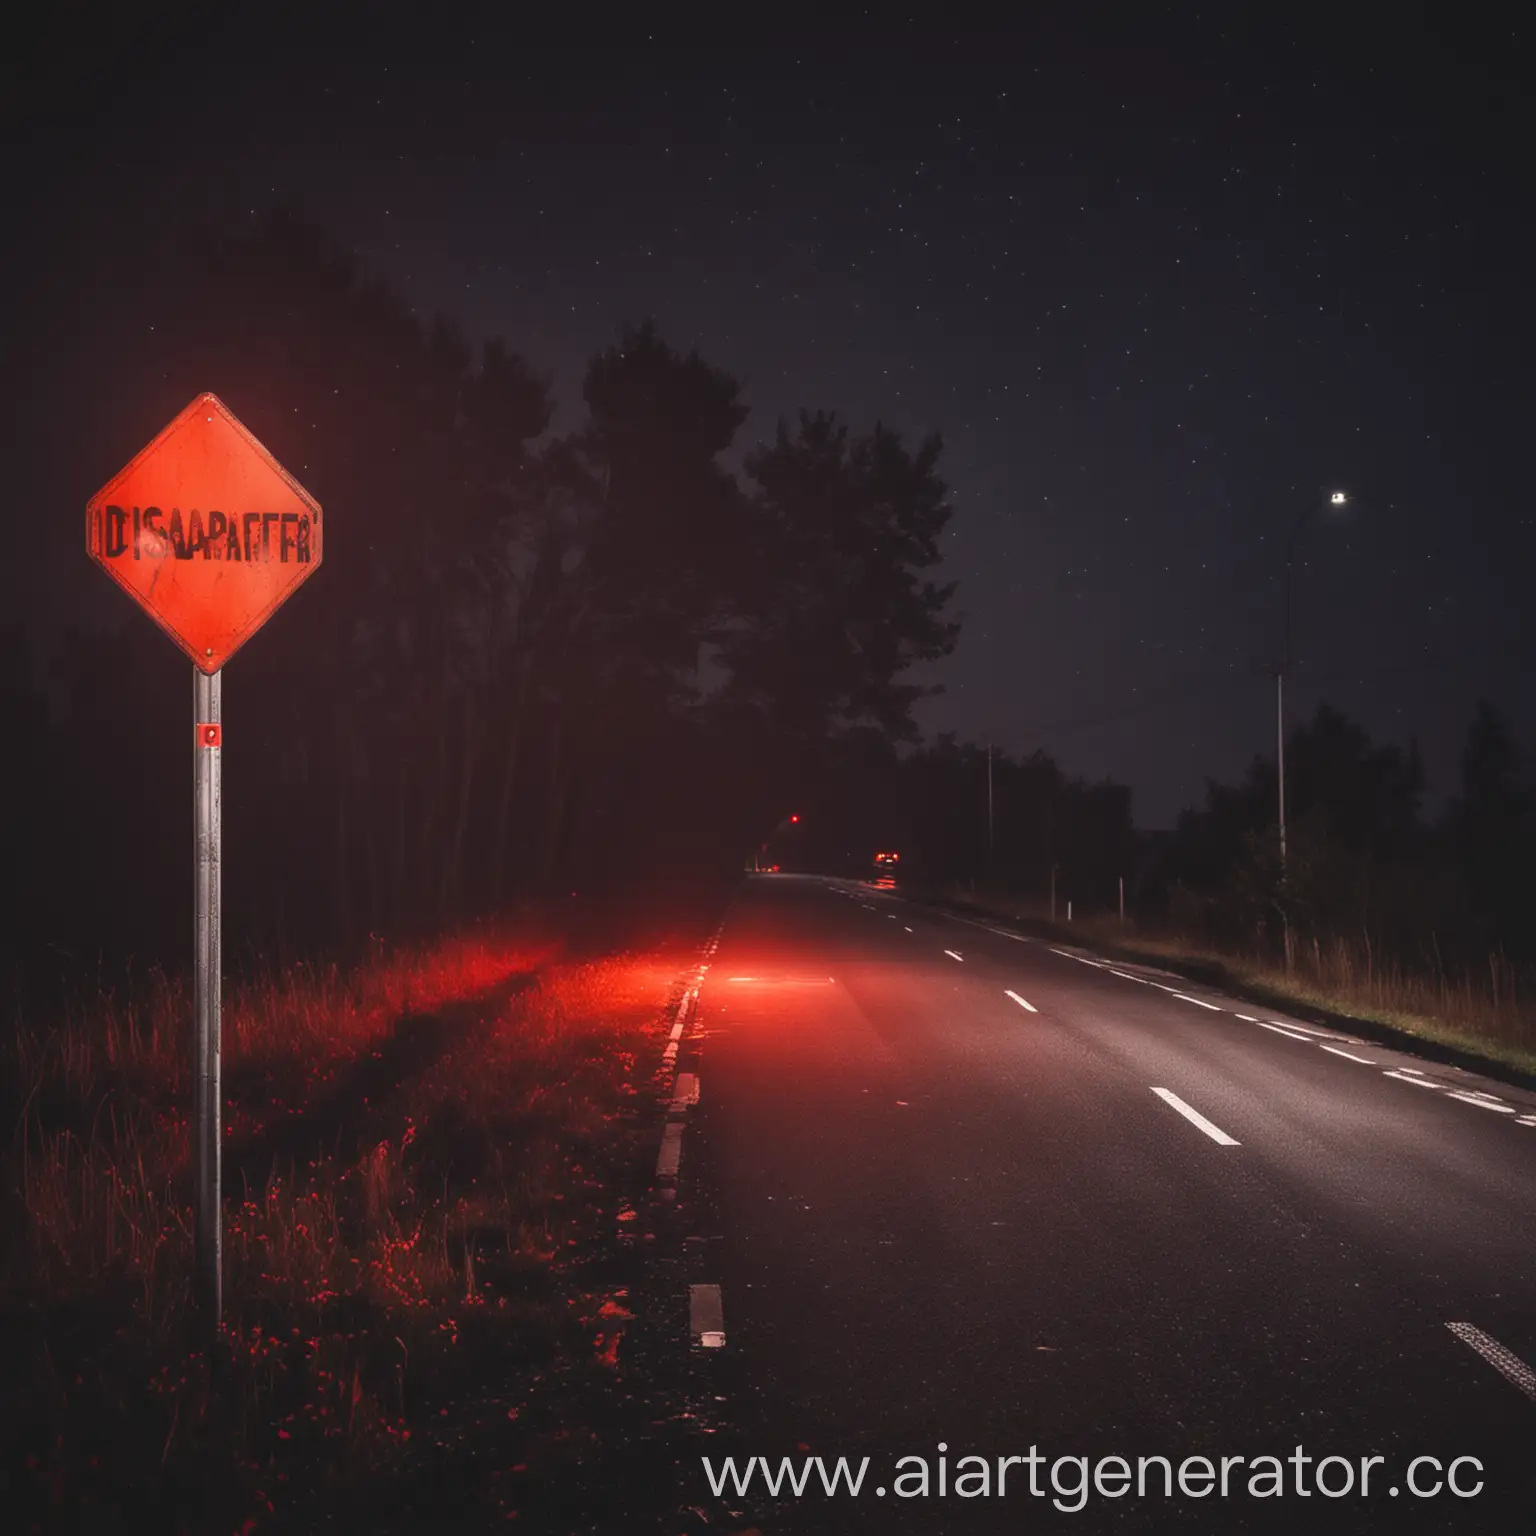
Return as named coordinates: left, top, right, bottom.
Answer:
left=86, top=392, right=323, bottom=1337
left=194, top=672, right=223, bottom=1325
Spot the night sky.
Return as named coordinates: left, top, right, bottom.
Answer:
left=7, top=10, right=1531, bottom=826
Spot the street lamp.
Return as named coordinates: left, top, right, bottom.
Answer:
left=1277, top=490, right=1349, bottom=870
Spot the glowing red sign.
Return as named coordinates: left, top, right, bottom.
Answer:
left=86, top=392, right=323, bottom=672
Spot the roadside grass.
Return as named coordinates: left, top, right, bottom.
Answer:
left=2, top=915, right=693, bottom=1532
left=930, top=886, right=1536, bottom=1079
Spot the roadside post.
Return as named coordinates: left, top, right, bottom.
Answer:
left=86, top=393, right=324, bottom=1330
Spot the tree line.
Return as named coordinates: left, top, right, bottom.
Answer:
left=3, top=212, right=1524, bottom=1002
left=0, top=213, right=956, bottom=996
left=1155, top=699, right=1536, bottom=973
left=802, top=699, right=1534, bottom=980
left=765, top=731, right=1139, bottom=916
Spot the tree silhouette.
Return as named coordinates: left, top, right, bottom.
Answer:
left=2, top=220, right=977, bottom=983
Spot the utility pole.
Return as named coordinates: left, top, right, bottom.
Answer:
left=1279, top=491, right=1348, bottom=872
left=986, top=739, right=994, bottom=865
left=1276, top=665, right=1287, bottom=867
left=1274, top=490, right=1349, bottom=970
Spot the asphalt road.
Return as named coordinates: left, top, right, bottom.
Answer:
left=678, top=873, right=1536, bottom=1534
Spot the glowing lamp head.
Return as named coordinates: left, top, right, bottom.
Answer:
left=1329, top=490, right=1347, bottom=506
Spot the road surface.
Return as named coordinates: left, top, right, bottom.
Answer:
left=675, top=874, right=1536, bottom=1533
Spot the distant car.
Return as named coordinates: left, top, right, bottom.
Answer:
left=873, top=851, right=899, bottom=868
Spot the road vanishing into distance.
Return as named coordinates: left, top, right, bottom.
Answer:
left=674, top=874, right=1536, bottom=1534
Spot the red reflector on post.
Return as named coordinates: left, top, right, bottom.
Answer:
left=198, top=722, right=222, bottom=748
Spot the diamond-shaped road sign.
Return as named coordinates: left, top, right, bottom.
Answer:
left=86, top=392, right=323, bottom=671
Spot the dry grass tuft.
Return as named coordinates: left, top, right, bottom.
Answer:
left=1, top=916, right=687, bottom=1529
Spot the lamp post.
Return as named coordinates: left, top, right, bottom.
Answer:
left=1277, top=490, right=1349, bottom=870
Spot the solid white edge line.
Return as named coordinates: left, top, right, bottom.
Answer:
left=1110, top=969, right=1150, bottom=983
left=940, top=911, right=1029, bottom=941
left=1049, top=948, right=1103, bottom=966
left=1150, top=1087, right=1240, bottom=1146
left=1004, top=989, right=1038, bottom=1013
left=1446, top=1323, right=1536, bottom=1401
left=943, top=949, right=965, bottom=961
left=1320, top=1044, right=1377, bottom=1065
left=1255, top=1020, right=1315, bottom=1041
left=1234, top=1014, right=1258, bottom=1022
left=1261, top=1019, right=1334, bottom=1037
left=1444, top=1091, right=1518, bottom=1114
left=690, top=1283, right=727, bottom=1349
left=1170, top=992, right=1223, bottom=1011
left=1385, top=1070, right=1441, bottom=1089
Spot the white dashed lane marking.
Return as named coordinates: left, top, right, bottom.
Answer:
left=1151, top=1087, right=1241, bottom=1147
left=934, top=917, right=1536, bottom=1133
left=943, top=949, right=965, bottom=962
left=656, top=1122, right=684, bottom=1177
left=691, top=1284, right=726, bottom=1349
left=1446, top=1323, right=1536, bottom=1401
